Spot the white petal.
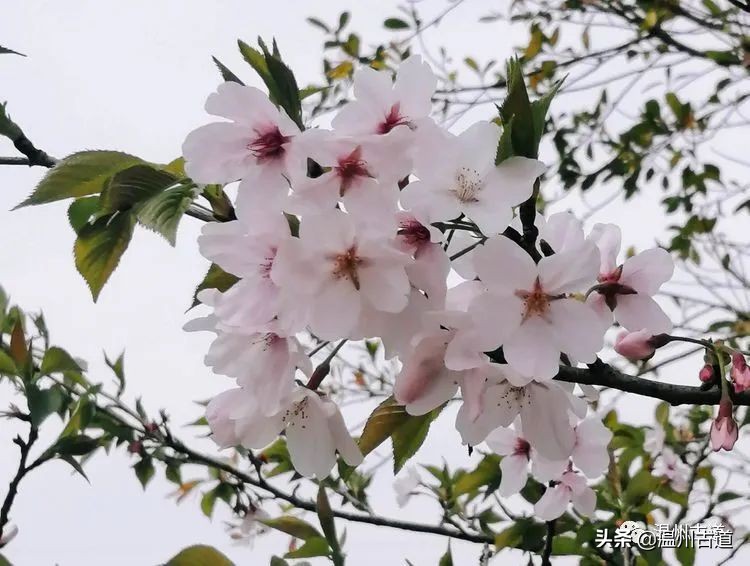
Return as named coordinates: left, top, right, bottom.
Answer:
left=499, top=454, right=529, bottom=496
left=394, top=55, right=437, bottom=119
left=534, top=485, right=571, bottom=521
left=620, top=248, right=674, bottom=295
left=538, top=242, right=599, bottom=294
left=548, top=299, right=605, bottom=364
left=456, top=121, right=500, bottom=175
left=589, top=223, right=621, bottom=274
left=473, top=236, right=537, bottom=294
left=538, top=212, right=585, bottom=254
left=484, top=156, right=546, bottom=205
left=521, top=384, right=576, bottom=460
left=485, top=426, right=518, bottom=455
left=503, top=317, right=560, bottom=380
left=531, top=454, right=568, bottom=483
left=205, top=82, right=281, bottom=125
left=571, top=486, right=596, bottom=517
left=182, top=122, right=254, bottom=184
left=326, top=401, right=364, bottom=467
left=286, top=392, right=337, bottom=478
left=615, top=294, right=673, bottom=334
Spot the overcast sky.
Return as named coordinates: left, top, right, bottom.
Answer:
left=1, top=1, right=747, bottom=565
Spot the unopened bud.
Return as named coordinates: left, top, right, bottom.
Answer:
left=699, top=364, right=714, bottom=383
left=614, top=330, right=656, bottom=361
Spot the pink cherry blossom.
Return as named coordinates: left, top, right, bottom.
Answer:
left=271, top=210, right=412, bottom=340
left=469, top=236, right=604, bottom=379
left=652, top=447, right=691, bottom=492
left=588, top=223, right=674, bottom=334
left=614, top=329, right=656, bottom=361
left=182, top=82, right=302, bottom=185
left=731, top=352, right=750, bottom=393
left=332, top=55, right=436, bottom=139
left=710, top=398, right=739, bottom=452
left=569, top=418, right=612, bottom=478
left=206, top=386, right=363, bottom=479
left=198, top=212, right=294, bottom=333
left=401, top=121, right=545, bottom=235
left=486, top=425, right=533, bottom=496
left=534, top=470, right=596, bottom=521
left=455, top=368, right=577, bottom=460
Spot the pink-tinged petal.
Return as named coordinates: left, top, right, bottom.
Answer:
left=534, top=484, right=571, bottom=521
left=499, top=454, right=529, bottom=496
left=309, top=280, right=362, bottom=340
left=394, top=334, right=450, bottom=408
left=233, top=402, right=285, bottom=450
left=473, top=236, right=538, bottom=294
left=205, top=83, right=280, bottom=125
left=353, top=66, right=394, bottom=107
left=360, top=290, right=429, bottom=359
left=359, top=261, right=410, bottom=313
left=270, top=238, right=321, bottom=296
left=538, top=212, right=585, bottom=254
left=288, top=172, right=341, bottom=215
left=235, top=168, right=291, bottom=217
left=538, top=242, right=600, bottom=295
left=485, top=426, right=518, bottom=456
left=572, top=443, right=609, bottom=479
left=286, top=392, right=337, bottom=478
left=455, top=380, right=521, bottom=446
left=182, top=122, right=254, bottom=184
left=331, top=101, right=382, bottom=136
left=393, top=55, right=437, bottom=119
left=460, top=369, right=492, bottom=422
left=522, top=384, right=576, bottom=460
left=615, top=294, right=673, bottom=334
left=586, top=293, right=614, bottom=333
left=531, top=454, right=568, bottom=483
left=400, top=180, right=462, bottom=223
left=343, top=178, right=400, bottom=230
left=577, top=418, right=613, bottom=446
left=467, top=291, right=524, bottom=350
left=455, top=121, right=500, bottom=175
left=620, top=247, right=674, bottom=295
left=206, top=389, right=244, bottom=447
left=404, top=372, right=459, bottom=416
left=463, top=199, right=514, bottom=236
left=483, top=156, right=546, bottom=206
left=571, top=486, right=596, bottom=517
left=325, top=401, right=364, bottom=467
left=548, top=299, right=605, bottom=364
left=503, top=317, right=560, bottom=380
left=406, top=243, right=450, bottom=306
left=589, top=223, right=621, bottom=274
left=214, top=278, right=279, bottom=331
left=299, top=210, right=356, bottom=254
left=445, top=230, right=483, bottom=280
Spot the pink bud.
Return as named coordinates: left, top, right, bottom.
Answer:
left=614, top=329, right=655, bottom=361
left=710, top=399, right=738, bottom=452
left=699, top=364, right=714, bottom=383
left=731, top=353, right=750, bottom=394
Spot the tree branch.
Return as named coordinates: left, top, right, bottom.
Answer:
left=0, top=424, right=38, bottom=546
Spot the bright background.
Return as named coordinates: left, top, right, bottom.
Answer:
left=1, top=1, right=746, bottom=564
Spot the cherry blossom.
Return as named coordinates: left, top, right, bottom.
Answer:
left=614, top=329, right=657, bottom=361
left=652, top=447, right=691, bottom=492
left=710, top=398, right=739, bottom=452
left=183, top=82, right=302, bottom=185
left=206, top=386, right=362, bottom=478
left=731, top=352, right=750, bottom=393
left=534, top=470, right=596, bottom=521
left=568, top=418, right=612, bottom=478
left=401, top=122, right=545, bottom=235
left=644, top=426, right=665, bottom=457
left=271, top=210, right=411, bottom=340
left=469, top=236, right=603, bottom=379
left=699, top=364, right=714, bottom=383
left=588, top=223, right=674, bottom=334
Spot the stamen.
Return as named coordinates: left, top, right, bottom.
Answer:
left=334, top=146, right=372, bottom=195
left=452, top=167, right=483, bottom=203
left=247, top=126, right=290, bottom=162
left=330, top=245, right=365, bottom=290
left=377, top=103, right=413, bottom=134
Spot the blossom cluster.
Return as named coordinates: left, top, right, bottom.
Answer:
left=183, top=56, right=676, bottom=520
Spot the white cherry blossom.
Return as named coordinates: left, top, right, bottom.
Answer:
left=535, top=470, right=596, bottom=521
left=653, top=447, right=690, bottom=492
left=401, top=121, right=545, bottom=235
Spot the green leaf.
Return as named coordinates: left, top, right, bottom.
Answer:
left=212, top=56, right=245, bottom=85
left=165, top=545, right=234, bottom=566
left=0, top=554, right=12, bottom=566
left=285, top=537, right=331, bottom=559
left=47, top=434, right=100, bottom=457
left=270, top=558, right=289, bottom=566
left=438, top=543, right=454, bottom=566
left=260, top=516, right=322, bottom=540
left=74, top=212, right=136, bottom=301
left=624, top=470, right=659, bottom=505
left=392, top=404, right=444, bottom=473
left=384, top=17, right=410, bottom=29
left=262, top=45, right=303, bottom=129
left=99, top=164, right=178, bottom=214
left=105, top=351, right=126, bottom=396
left=67, top=196, right=101, bottom=235
left=9, top=320, right=28, bottom=368
left=500, top=59, right=535, bottom=159
left=494, top=518, right=546, bottom=552
left=58, top=454, right=90, bottom=482
left=453, top=454, right=501, bottom=497
left=190, top=263, right=240, bottom=308
left=134, top=456, right=155, bottom=489
left=27, top=385, right=65, bottom=426
left=59, top=397, right=95, bottom=438
left=201, top=489, right=217, bottom=517
left=655, top=402, right=669, bottom=426
left=356, top=396, right=408, bottom=457
left=135, top=183, right=195, bottom=245
left=16, top=151, right=145, bottom=208
left=40, top=346, right=82, bottom=375
left=529, top=79, right=563, bottom=154
left=551, top=536, right=583, bottom=555
left=0, top=350, right=17, bottom=375
left=495, top=116, right=515, bottom=164
left=675, top=543, right=695, bottom=566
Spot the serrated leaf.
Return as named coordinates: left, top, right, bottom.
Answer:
left=262, top=46, right=303, bottom=129
left=165, top=545, right=234, bottom=566
left=134, top=456, right=155, bottom=489
left=453, top=454, right=501, bottom=497
left=135, top=184, right=195, bottom=245
left=105, top=351, right=126, bottom=396
left=356, top=396, right=408, bottom=457
left=285, top=537, right=331, bottom=559
left=48, top=434, right=100, bottom=457
left=16, top=151, right=145, bottom=208
left=99, top=165, right=178, bottom=214
left=73, top=212, right=136, bottom=301
left=260, top=516, right=322, bottom=540
left=212, top=56, right=244, bottom=85
left=40, top=346, right=82, bottom=375
left=392, top=404, right=444, bottom=473
left=190, top=263, right=240, bottom=309
left=27, top=385, right=65, bottom=426
left=59, top=454, right=90, bottom=482
left=67, top=196, right=101, bottom=235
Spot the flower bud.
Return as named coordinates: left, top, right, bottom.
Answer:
left=614, top=329, right=655, bottom=361
left=698, top=364, right=714, bottom=383
left=730, top=352, right=750, bottom=394
left=710, top=398, right=738, bottom=452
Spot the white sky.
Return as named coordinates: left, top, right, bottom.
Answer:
left=1, top=1, right=747, bottom=565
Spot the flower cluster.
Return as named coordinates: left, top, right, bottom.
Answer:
left=183, top=56, right=676, bottom=519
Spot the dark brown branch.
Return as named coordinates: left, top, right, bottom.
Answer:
left=541, top=518, right=556, bottom=566
left=0, top=425, right=38, bottom=546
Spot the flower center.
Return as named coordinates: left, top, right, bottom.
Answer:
left=282, top=397, right=310, bottom=430
left=259, top=247, right=278, bottom=279
left=330, top=245, right=365, bottom=290
left=247, top=126, right=290, bottom=162
left=513, top=437, right=531, bottom=458
left=515, top=278, right=558, bottom=321
left=452, top=167, right=483, bottom=203
left=397, top=218, right=431, bottom=252
left=377, top=103, right=413, bottom=134
left=335, top=146, right=372, bottom=195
